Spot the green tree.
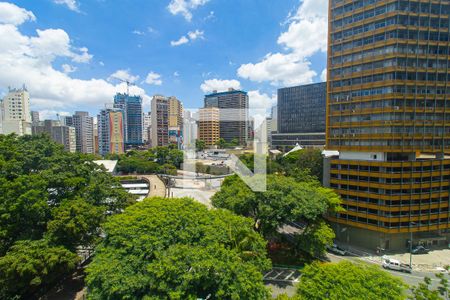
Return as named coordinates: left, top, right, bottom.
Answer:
left=0, top=239, right=79, bottom=299
left=0, top=134, right=134, bottom=297
left=211, top=175, right=341, bottom=256
left=410, top=271, right=450, bottom=300
left=86, top=197, right=271, bottom=300
left=196, top=139, right=206, bottom=151
left=46, top=198, right=105, bottom=251
left=280, top=148, right=323, bottom=181
left=215, top=138, right=227, bottom=149
left=296, top=261, right=407, bottom=300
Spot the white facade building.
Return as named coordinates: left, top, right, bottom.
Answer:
left=1, top=86, right=31, bottom=135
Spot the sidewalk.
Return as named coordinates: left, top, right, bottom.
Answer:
left=140, top=175, right=166, bottom=198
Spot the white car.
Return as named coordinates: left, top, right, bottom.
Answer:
left=382, top=258, right=412, bottom=273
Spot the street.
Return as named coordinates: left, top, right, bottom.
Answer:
left=327, top=252, right=443, bottom=290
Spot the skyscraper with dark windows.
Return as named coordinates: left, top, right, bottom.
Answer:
left=204, top=88, right=249, bottom=146
left=113, top=93, right=143, bottom=146
left=325, top=0, right=450, bottom=250
left=272, top=82, right=326, bottom=149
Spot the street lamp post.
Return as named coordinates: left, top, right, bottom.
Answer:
left=409, top=222, right=416, bottom=268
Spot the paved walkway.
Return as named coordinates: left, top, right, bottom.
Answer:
left=140, top=175, right=166, bottom=198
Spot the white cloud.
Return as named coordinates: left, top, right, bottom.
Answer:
left=187, top=29, right=204, bottom=40
left=167, top=0, right=209, bottom=21
left=99, top=61, right=105, bottom=66
left=170, top=29, right=204, bottom=46
left=248, top=90, right=276, bottom=110
left=147, top=27, right=157, bottom=34
left=170, top=35, right=189, bottom=46
left=62, top=64, right=77, bottom=73
left=108, top=69, right=139, bottom=83
left=53, top=0, right=80, bottom=12
left=174, top=71, right=180, bottom=77
left=144, top=72, right=162, bottom=86
left=237, top=0, right=327, bottom=86
left=132, top=30, right=145, bottom=35
left=200, top=79, right=241, bottom=93
left=0, top=4, right=150, bottom=113
left=320, top=68, right=327, bottom=81
left=0, top=2, right=36, bottom=25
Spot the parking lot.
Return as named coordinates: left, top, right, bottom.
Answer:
left=264, top=267, right=301, bottom=297
left=263, top=267, right=301, bottom=283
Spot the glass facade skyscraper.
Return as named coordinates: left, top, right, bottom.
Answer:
left=272, top=82, right=326, bottom=149
left=114, top=93, right=143, bottom=146
left=326, top=0, right=450, bottom=250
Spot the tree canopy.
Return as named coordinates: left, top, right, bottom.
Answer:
left=296, top=261, right=407, bottom=300
left=113, top=146, right=183, bottom=175
left=0, top=134, right=134, bottom=298
left=86, top=197, right=271, bottom=300
left=211, top=174, right=341, bottom=257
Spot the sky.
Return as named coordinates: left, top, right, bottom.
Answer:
left=0, top=0, right=328, bottom=119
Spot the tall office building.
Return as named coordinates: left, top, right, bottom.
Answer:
left=199, top=107, right=220, bottom=147
left=98, top=108, right=125, bottom=155
left=151, top=95, right=169, bottom=147
left=143, top=112, right=151, bottom=145
left=114, top=93, right=143, bottom=146
left=32, top=120, right=76, bottom=152
left=183, top=110, right=198, bottom=150
left=73, top=111, right=94, bottom=154
left=168, top=97, right=183, bottom=148
left=325, top=0, right=450, bottom=250
left=204, top=88, right=249, bottom=145
left=1, top=86, right=31, bottom=136
left=272, top=83, right=326, bottom=149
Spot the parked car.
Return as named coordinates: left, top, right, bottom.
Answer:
left=411, top=245, right=430, bottom=254
left=326, top=243, right=348, bottom=256
left=382, top=258, right=412, bottom=273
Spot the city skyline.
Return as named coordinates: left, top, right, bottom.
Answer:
left=0, top=0, right=327, bottom=119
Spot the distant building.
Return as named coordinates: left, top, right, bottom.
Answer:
left=204, top=88, right=249, bottom=145
left=31, top=111, right=40, bottom=124
left=114, top=93, right=143, bottom=146
left=199, top=107, right=220, bottom=147
left=182, top=110, right=198, bottom=150
left=143, top=112, right=151, bottom=145
left=73, top=111, right=94, bottom=154
left=98, top=108, right=125, bottom=155
left=151, top=95, right=169, bottom=147
left=93, top=119, right=99, bottom=154
left=32, top=120, right=76, bottom=152
left=1, top=86, right=31, bottom=136
left=270, top=106, right=277, bottom=133
left=168, top=97, right=183, bottom=148
left=272, top=82, right=326, bottom=149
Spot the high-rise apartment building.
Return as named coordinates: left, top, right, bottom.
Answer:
left=204, top=88, right=249, bottom=145
left=272, top=83, right=326, bottom=149
left=325, top=0, right=450, bottom=250
left=168, top=97, right=183, bottom=148
left=1, top=86, right=31, bottom=136
left=143, top=112, right=151, bottom=145
left=98, top=108, right=125, bottom=155
left=199, top=107, right=220, bottom=147
left=183, top=110, right=198, bottom=150
left=151, top=95, right=169, bottom=147
left=114, top=93, right=143, bottom=146
left=31, top=111, right=40, bottom=124
left=32, top=120, right=76, bottom=152
left=73, top=111, right=94, bottom=154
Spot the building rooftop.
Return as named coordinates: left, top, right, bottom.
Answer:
left=93, top=160, right=118, bottom=173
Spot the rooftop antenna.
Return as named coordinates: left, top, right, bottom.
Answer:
left=111, top=77, right=136, bottom=96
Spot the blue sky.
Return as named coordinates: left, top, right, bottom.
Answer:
left=0, top=0, right=327, bottom=118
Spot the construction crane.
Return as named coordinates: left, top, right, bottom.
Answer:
left=111, top=76, right=136, bottom=95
